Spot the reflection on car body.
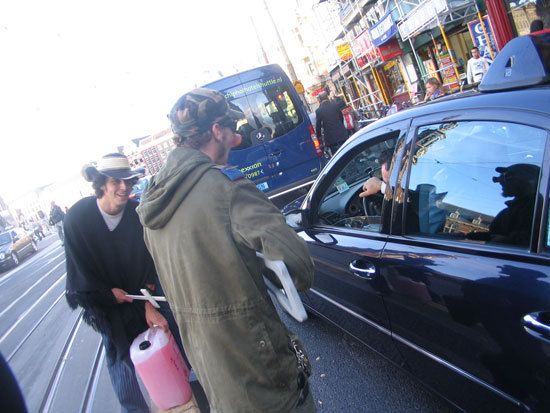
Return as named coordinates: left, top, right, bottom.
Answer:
left=283, top=32, right=550, bottom=412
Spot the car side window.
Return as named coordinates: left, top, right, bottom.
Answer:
left=315, top=132, right=399, bottom=232
left=405, top=121, right=546, bottom=248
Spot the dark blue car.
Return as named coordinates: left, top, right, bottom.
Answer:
left=284, top=32, right=550, bottom=411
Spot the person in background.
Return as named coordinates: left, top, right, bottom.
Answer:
left=315, top=91, right=349, bottom=155
left=423, top=78, right=446, bottom=102
left=536, top=0, right=550, bottom=28
left=467, top=47, right=491, bottom=84
left=138, top=88, right=315, bottom=412
left=64, top=153, right=190, bottom=413
left=49, top=201, right=65, bottom=245
left=330, top=92, right=347, bottom=111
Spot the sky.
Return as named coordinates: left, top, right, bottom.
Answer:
left=0, top=0, right=298, bottom=202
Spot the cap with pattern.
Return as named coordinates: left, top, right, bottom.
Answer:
left=168, top=88, right=244, bottom=139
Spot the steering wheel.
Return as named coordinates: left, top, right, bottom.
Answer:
left=362, top=192, right=384, bottom=222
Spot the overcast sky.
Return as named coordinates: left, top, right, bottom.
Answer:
left=0, top=0, right=297, bottom=201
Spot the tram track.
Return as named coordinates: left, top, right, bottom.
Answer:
left=0, top=273, right=67, bottom=347
left=80, top=339, right=105, bottom=413
left=39, top=309, right=85, bottom=412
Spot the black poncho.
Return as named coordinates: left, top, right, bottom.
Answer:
left=64, top=197, right=156, bottom=355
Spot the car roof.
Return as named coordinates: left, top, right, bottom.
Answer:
left=354, top=85, right=550, bottom=136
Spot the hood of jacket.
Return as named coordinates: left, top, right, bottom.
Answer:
left=137, top=147, right=214, bottom=230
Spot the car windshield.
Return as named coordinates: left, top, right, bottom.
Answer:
left=0, top=232, right=12, bottom=246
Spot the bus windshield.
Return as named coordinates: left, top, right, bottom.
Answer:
left=225, top=83, right=303, bottom=150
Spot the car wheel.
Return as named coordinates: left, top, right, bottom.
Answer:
left=12, top=252, right=19, bottom=267
left=31, top=240, right=38, bottom=252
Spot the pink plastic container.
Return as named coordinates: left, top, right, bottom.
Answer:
left=130, top=327, right=192, bottom=410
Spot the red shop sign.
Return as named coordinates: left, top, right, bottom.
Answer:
left=376, top=38, right=402, bottom=61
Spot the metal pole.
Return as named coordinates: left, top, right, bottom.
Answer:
left=263, top=0, right=298, bottom=82
left=250, top=16, right=269, bottom=65
left=474, top=1, right=496, bottom=60
left=438, top=22, right=462, bottom=90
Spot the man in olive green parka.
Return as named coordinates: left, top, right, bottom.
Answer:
left=137, top=88, right=315, bottom=413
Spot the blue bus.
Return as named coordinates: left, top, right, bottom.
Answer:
left=203, top=64, right=322, bottom=206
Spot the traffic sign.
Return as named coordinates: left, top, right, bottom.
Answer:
left=293, top=80, right=304, bottom=94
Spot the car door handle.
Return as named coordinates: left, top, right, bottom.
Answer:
left=269, top=149, right=283, bottom=157
left=349, top=260, right=376, bottom=280
left=522, top=312, right=550, bottom=339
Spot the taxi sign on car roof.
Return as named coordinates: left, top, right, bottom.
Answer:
left=479, top=29, right=550, bottom=92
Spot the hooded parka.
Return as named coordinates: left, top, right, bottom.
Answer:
left=137, top=147, right=314, bottom=413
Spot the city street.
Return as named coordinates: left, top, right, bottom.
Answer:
left=1, top=233, right=457, bottom=412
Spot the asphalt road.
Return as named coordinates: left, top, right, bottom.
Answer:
left=277, top=306, right=458, bottom=412
left=1, top=232, right=457, bottom=412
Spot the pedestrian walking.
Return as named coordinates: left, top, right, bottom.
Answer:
left=315, top=91, right=348, bottom=155
left=137, top=88, right=316, bottom=412
left=64, top=153, right=191, bottom=413
left=49, top=201, right=65, bottom=245
left=467, top=47, right=491, bottom=84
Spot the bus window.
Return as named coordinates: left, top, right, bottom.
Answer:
left=243, top=84, right=303, bottom=140
left=227, top=97, right=258, bottom=151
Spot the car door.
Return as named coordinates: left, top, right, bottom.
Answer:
left=379, top=108, right=550, bottom=410
left=298, top=121, right=409, bottom=360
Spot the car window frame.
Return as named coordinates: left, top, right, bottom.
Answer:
left=304, top=120, right=410, bottom=239
left=399, top=106, right=550, bottom=256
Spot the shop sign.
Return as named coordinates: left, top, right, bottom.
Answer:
left=311, top=88, right=325, bottom=97
left=397, top=0, right=448, bottom=41
left=377, top=38, right=402, bottom=61
left=336, top=42, right=353, bottom=61
left=439, top=50, right=459, bottom=89
left=369, top=12, right=398, bottom=47
left=355, top=30, right=378, bottom=62
left=293, top=80, right=304, bottom=94
left=467, top=16, right=497, bottom=61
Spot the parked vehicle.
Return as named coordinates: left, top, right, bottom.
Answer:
left=0, top=227, right=38, bottom=270
left=203, top=64, right=323, bottom=207
left=129, top=176, right=151, bottom=203
left=283, top=32, right=550, bottom=411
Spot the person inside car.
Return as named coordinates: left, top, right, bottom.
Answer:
left=359, top=149, right=393, bottom=198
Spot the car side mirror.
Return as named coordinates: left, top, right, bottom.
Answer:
left=284, top=209, right=308, bottom=231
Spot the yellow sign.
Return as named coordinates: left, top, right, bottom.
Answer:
left=336, top=43, right=353, bottom=61
left=293, top=80, right=304, bottom=94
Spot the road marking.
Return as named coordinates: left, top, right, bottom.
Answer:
left=0, top=273, right=66, bottom=345
left=0, top=261, right=66, bottom=319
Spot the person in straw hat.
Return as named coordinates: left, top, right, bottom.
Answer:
left=64, top=153, right=190, bottom=412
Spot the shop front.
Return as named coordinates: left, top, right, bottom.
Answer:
left=369, top=12, right=411, bottom=104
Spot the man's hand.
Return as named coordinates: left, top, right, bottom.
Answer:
left=359, top=177, right=383, bottom=198
left=112, top=288, right=133, bottom=304
left=145, top=302, right=170, bottom=334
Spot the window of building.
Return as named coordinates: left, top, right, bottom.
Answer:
left=405, top=121, right=546, bottom=249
